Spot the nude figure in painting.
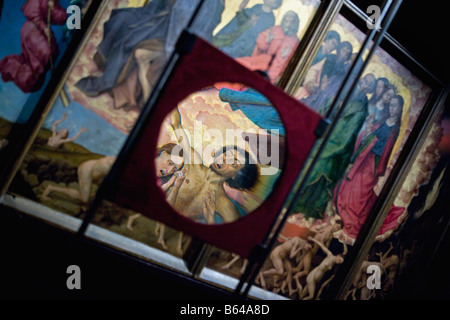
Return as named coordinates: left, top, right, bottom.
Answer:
left=167, top=107, right=259, bottom=224
left=47, top=113, right=88, bottom=148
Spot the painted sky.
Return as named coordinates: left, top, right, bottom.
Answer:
left=43, top=89, right=128, bottom=156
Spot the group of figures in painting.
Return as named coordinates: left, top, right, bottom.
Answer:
left=0, top=0, right=443, bottom=301
left=73, top=0, right=302, bottom=111
left=244, top=31, right=411, bottom=298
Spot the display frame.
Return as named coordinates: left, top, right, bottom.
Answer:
left=279, top=0, right=344, bottom=93
left=332, top=87, right=449, bottom=299
left=0, top=0, right=324, bottom=299
left=0, top=0, right=447, bottom=301
left=331, top=85, right=449, bottom=299
left=317, top=2, right=448, bottom=299
left=79, top=31, right=323, bottom=259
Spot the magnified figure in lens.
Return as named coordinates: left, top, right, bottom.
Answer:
left=166, top=107, right=259, bottom=224
left=127, top=143, right=185, bottom=249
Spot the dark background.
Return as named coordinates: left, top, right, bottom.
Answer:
left=359, top=0, right=450, bottom=85
left=0, top=0, right=449, bottom=300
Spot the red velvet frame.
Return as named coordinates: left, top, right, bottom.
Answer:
left=112, top=36, right=323, bottom=258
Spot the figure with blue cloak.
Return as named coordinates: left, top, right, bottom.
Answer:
left=301, top=41, right=354, bottom=113
left=212, top=0, right=283, bottom=59
left=293, top=30, right=341, bottom=102
left=292, top=73, right=377, bottom=220
left=219, top=86, right=285, bottom=135
left=75, top=0, right=224, bottom=111
left=218, top=83, right=286, bottom=167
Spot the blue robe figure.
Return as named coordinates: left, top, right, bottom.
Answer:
left=75, top=0, right=172, bottom=97
left=213, top=1, right=282, bottom=59
left=219, top=87, right=285, bottom=135
left=75, top=0, right=224, bottom=101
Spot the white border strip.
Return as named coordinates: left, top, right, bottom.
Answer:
left=2, top=194, right=82, bottom=232
left=85, top=222, right=191, bottom=274
left=199, top=268, right=288, bottom=300
left=2, top=194, right=288, bottom=300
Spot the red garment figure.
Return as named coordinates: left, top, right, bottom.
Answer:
left=333, top=95, right=404, bottom=242
left=0, top=0, right=67, bottom=92
left=236, top=11, right=299, bottom=84
left=333, top=121, right=400, bottom=241
left=377, top=204, right=405, bottom=236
